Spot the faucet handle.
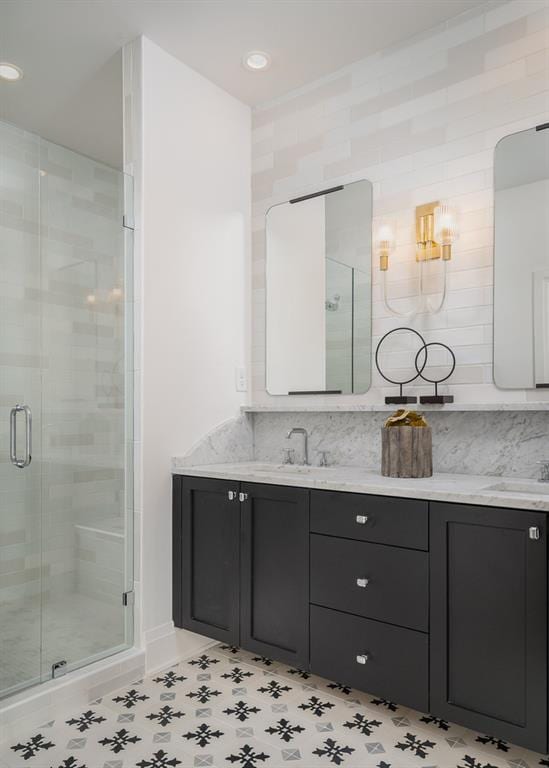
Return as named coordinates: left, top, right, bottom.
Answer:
left=317, top=450, right=329, bottom=467
left=283, top=448, right=295, bottom=465
left=537, top=460, right=549, bottom=482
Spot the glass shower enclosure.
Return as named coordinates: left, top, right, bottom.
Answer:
left=0, top=119, right=134, bottom=698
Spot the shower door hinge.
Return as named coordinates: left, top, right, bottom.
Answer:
left=123, top=590, right=135, bottom=607
left=122, top=214, right=135, bottom=230
left=52, top=660, right=68, bottom=679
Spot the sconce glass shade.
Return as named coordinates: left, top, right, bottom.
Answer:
left=383, top=204, right=456, bottom=318
left=375, top=221, right=396, bottom=271
left=434, top=204, right=458, bottom=260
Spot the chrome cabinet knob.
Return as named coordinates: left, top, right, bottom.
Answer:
left=228, top=490, right=237, bottom=501
left=356, top=654, right=369, bottom=665
left=239, top=492, right=248, bottom=502
left=356, top=577, right=369, bottom=588
left=529, top=526, right=541, bottom=540
left=355, top=514, right=368, bottom=525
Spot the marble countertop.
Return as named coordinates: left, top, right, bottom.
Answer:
left=171, top=460, right=549, bottom=512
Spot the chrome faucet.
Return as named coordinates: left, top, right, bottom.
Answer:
left=538, top=460, right=549, bottom=483
left=286, top=427, right=309, bottom=465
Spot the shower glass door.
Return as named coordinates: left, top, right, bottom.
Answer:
left=0, top=121, right=43, bottom=696
left=0, top=119, right=134, bottom=698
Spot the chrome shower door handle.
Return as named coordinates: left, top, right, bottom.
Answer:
left=10, top=404, right=32, bottom=468
left=9, top=406, right=19, bottom=466
left=23, top=405, right=32, bottom=467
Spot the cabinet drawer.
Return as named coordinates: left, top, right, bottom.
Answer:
left=310, top=605, right=428, bottom=712
left=310, top=490, right=428, bottom=550
left=310, top=535, right=428, bottom=632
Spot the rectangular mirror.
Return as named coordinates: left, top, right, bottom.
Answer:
left=494, top=125, right=549, bottom=389
left=266, top=179, right=373, bottom=395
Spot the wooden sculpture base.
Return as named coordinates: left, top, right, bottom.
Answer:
left=381, top=426, right=433, bottom=478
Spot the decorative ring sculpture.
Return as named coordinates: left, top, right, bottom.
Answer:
left=414, top=341, right=456, bottom=404
left=375, top=327, right=427, bottom=404
left=375, top=328, right=456, bottom=404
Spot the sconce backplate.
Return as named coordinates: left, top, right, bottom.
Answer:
left=416, top=200, right=440, bottom=262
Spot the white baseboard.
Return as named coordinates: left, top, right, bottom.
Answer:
left=145, top=621, right=217, bottom=674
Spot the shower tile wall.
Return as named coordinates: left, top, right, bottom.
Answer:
left=39, top=139, right=126, bottom=603
left=251, top=0, right=549, bottom=406
left=75, top=523, right=124, bottom=604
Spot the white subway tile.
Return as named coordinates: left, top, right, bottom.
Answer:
left=250, top=6, right=549, bottom=400
left=485, top=29, right=549, bottom=70
left=485, top=0, right=548, bottom=32
left=447, top=59, right=526, bottom=103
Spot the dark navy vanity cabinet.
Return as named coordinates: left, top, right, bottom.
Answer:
left=430, top=502, right=547, bottom=752
left=173, top=474, right=548, bottom=753
left=172, top=475, right=309, bottom=665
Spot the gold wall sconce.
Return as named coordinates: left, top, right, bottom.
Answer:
left=376, top=201, right=458, bottom=316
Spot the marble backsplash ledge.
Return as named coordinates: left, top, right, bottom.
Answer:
left=252, top=410, right=549, bottom=479
left=176, top=414, right=253, bottom=467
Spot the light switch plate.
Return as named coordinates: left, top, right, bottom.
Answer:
left=235, top=366, right=248, bottom=392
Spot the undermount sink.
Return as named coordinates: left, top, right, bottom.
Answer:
left=484, top=481, right=549, bottom=496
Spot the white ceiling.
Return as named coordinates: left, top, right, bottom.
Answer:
left=0, top=0, right=492, bottom=167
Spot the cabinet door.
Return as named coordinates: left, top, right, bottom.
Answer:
left=431, top=502, right=547, bottom=752
left=173, top=475, right=240, bottom=645
left=240, top=482, right=309, bottom=667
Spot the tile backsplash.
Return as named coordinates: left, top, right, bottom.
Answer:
left=250, top=0, right=549, bottom=407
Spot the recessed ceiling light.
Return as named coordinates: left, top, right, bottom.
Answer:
left=243, top=51, right=270, bottom=71
left=0, top=62, right=23, bottom=82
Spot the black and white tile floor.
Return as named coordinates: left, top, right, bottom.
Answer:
left=1, top=644, right=548, bottom=768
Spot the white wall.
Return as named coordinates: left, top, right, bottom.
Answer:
left=250, top=0, right=549, bottom=406
left=128, top=36, right=251, bottom=659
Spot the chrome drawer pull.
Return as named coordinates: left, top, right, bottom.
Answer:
left=355, top=514, right=368, bottom=525
left=356, top=577, right=369, bottom=588
left=356, top=654, right=369, bottom=665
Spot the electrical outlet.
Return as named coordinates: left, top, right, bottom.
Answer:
left=235, top=366, right=247, bottom=392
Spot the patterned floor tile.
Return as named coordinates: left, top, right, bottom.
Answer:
left=0, top=702, right=162, bottom=768
left=2, top=644, right=549, bottom=768
left=215, top=647, right=284, bottom=675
